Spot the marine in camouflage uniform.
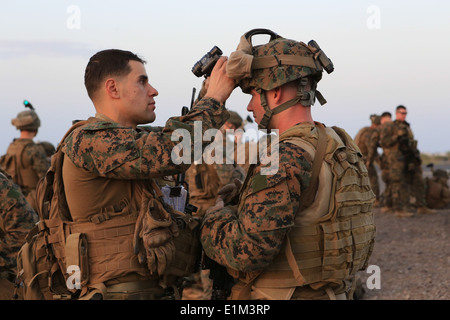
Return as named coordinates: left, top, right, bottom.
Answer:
left=55, top=49, right=233, bottom=300
left=0, top=110, right=49, bottom=212
left=182, top=110, right=245, bottom=300
left=425, top=166, right=450, bottom=209
left=379, top=106, right=435, bottom=216
left=184, top=110, right=246, bottom=218
left=200, top=29, right=375, bottom=300
left=0, top=166, right=38, bottom=300
left=355, top=115, right=381, bottom=206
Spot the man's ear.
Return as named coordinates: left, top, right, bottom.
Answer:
left=105, top=78, right=120, bottom=99
left=271, top=86, right=283, bottom=103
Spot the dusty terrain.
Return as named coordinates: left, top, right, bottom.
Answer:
left=357, top=207, right=449, bottom=300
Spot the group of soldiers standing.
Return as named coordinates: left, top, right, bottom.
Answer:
left=355, top=105, right=449, bottom=218
left=0, top=29, right=447, bottom=301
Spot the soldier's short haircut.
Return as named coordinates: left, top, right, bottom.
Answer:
left=381, top=111, right=391, bottom=118
left=396, top=105, right=406, bottom=111
left=84, top=49, right=146, bottom=101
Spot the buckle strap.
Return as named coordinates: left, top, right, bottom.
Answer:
left=106, top=279, right=159, bottom=293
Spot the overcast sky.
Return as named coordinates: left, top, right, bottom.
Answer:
left=1, top=0, right=449, bottom=154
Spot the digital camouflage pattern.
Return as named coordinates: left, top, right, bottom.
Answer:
left=238, top=38, right=323, bottom=94
left=0, top=167, right=37, bottom=299
left=379, top=119, right=426, bottom=210
left=63, top=98, right=228, bottom=180
left=0, top=139, right=49, bottom=211
left=200, top=137, right=313, bottom=272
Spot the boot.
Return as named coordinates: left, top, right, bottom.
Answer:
left=394, top=210, right=414, bottom=218
left=416, top=207, right=436, bottom=214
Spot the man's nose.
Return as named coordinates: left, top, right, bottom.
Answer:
left=148, top=83, right=158, bottom=96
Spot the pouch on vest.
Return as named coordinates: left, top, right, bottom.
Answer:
left=164, top=209, right=202, bottom=279
left=15, top=223, right=72, bottom=300
left=65, top=233, right=89, bottom=289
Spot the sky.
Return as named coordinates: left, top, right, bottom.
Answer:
left=1, top=0, right=449, bottom=154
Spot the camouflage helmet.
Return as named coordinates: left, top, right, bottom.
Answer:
left=370, top=114, right=381, bottom=125
left=227, top=29, right=334, bottom=129
left=11, top=110, right=41, bottom=131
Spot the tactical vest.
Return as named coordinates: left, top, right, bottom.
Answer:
left=230, top=122, right=376, bottom=300
left=186, top=163, right=222, bottom=216
left=17, top=119, right=199, bottom=300
left=0, top=139, right=40, bottom=191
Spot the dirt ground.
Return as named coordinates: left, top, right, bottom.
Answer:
left=357, top=207, right=449, bottom=300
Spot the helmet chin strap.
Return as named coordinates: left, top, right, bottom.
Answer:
left=256, top=79, right=326, bottom=130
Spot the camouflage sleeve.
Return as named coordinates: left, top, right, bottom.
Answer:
left=366, top=129, right=380, bottom=165
left=26, top=144, right=49, bottom=179
left=0, top=173, right=37, bottom=271
left=214, top=164, right=245, bottom=187
left=379, top=122, right=399, bottom=148
left=200, top=142, right=313, bottom=272
left=64, top=98, right=229, bottom=179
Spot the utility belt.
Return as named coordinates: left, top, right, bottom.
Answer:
left=230, top=279, right=349, bottom=300
left=76, top=279, right=166, bottom=300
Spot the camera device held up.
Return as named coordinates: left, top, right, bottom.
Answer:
left=192, top=46, right=223, bottom=78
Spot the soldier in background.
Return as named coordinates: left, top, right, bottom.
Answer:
left=425, top=164, right=450, bottom=209
left=378, top=112, right=393, bottom=212
left=0, top=166, right=38, bottom=300
left=379, top=105, right=435, bottom=217
left=0, top=110, right=49, bottom=211
left=201, top=29, right=375, bottom=300
left=355, top=114, right=381, bottom=207
left=185, top=110, right=246, bottom=218
left=182, top=110, right=246, bottom=300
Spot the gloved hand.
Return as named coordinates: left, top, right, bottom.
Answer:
left=133, top=198, right=179, bottom=275
left=217, top=178, right=242, bottom=205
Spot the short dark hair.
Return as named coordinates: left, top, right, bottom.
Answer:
left=381, top=111, right=391, bottom=118
left=396, top=105, right=406, bottom=111
left=84, top=49, right=146, bottom=101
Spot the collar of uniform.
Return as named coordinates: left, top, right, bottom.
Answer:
left=95, top=113, right=116, bottom=123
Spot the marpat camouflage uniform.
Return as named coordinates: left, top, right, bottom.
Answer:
left=0, top=167, right=37, bottom=300
left=1, top=139, right=49, bottom=211
left=61, top=97, right=228, bottom=298
left=201, top=127, right=313, bottom=272
left=379, top=120, right=418, bottom=212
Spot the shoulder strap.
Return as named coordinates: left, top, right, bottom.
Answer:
left=300, top=122, right=327, bottom=210
left=283, top=122, right=327, bottom=287
left=232, top=122, right=328, bottom=296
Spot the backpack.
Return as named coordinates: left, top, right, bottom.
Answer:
left=15, top=120, right=91, bottom=300
left=0, top=141, right=34, bottom=188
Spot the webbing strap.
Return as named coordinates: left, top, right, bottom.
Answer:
left=65, top=233, right=82, bottom=269
left=297, top=122, right=327, bottom=211
left=284, top=237, right=306, bottom=286
left=283, top=122, right=327, bottom=286
left=252, top=55, right=318, bottom=70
